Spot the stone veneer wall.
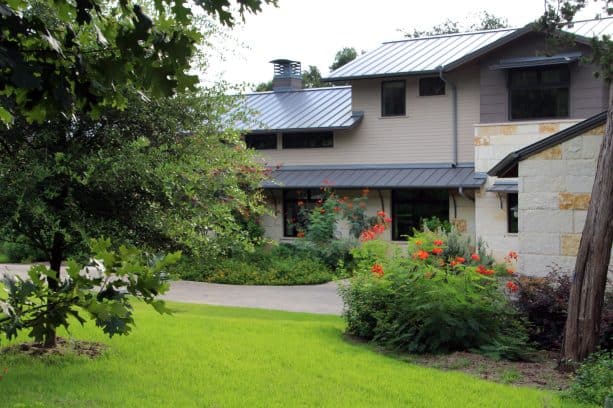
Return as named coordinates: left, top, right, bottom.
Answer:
left=518, top=124, right=613, bottom=276
left=474, top=119, right=581, bottom=262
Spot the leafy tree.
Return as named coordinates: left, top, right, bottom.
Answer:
left=0, top=0, right=276, bottom=126
left=302, top=65, right=324, bottom=88
left=329, top=47, right=358, bottom=71
left=536, top=0, right=613, bottom=363
left=254, top=80, right=273, bottom=92
left=404, top=11, right=509, bottom=38
left=0, top=88, right=268, bottom=347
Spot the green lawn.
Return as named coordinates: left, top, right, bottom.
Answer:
left=0, top=302, right=593, bottom=408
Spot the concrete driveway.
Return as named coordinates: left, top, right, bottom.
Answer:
left=0, top=264, right=344, bottom=315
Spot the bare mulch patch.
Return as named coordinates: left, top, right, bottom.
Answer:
left=1, top=337, right=106, bottom=358
left=403, top=350, right=572, bottom=390
left=343, top=335, right=570, bottom=390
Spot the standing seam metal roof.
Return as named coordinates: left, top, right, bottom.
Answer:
left=325, top=18, right=613, bottom=81
left=236, top=86, right=362, bottom=132
left=262, top=166, right=486, bottom=189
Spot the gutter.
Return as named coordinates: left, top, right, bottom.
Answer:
left=438, top=66, right=458, bottom=167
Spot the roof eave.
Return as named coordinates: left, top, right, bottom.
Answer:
left=246, top=112, right=364, bottom=134
left=323, top=70, right=441, bottom=83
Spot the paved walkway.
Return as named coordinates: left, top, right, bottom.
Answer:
left=0, top=264, right=344, bottom=315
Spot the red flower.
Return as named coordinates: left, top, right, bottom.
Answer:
left=507, top=251, right=518, bottom=260
left=333, top=206, right=341, bottom=213
left=377, top=210, right=386, bottom=217
left=506, top=281, right=519, bottom=292
left=384, top=217, right=392, bottom=224
left=431, top=247, right=443, bottom=255
left=359, top=230, right=375, bottom=242
left=450, top=260, right=458, bottom=267
left=455, top=256, right=465, bottom=264
left=372, top=224, right=385, bottom=234
left=371, top=263, right=384, bottom=277
left=414, top=250, right=429, bottom=260
left=471, top=253, right=480, bottom=261
left=433, top=239, right=443, bottom=246
left=476, top=265, right=494, bottom=276
left=296, top=231, right=305, bottom=238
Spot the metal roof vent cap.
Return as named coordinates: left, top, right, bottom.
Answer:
left=270, top=59, right=302, bottom=92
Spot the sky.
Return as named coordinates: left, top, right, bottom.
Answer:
left=204, top=0, right=605, bottom=90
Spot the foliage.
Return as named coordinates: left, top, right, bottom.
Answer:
left=0, top=238, right=47, bottom=263
left=421, top=216, right=452, bottom=233
left=176, top=244, right=337, bottom=285
left=0, top=238, right=179, bottom=345
left=0, top=0, right=276, bottom=125
left=510, top=266, right=612, bottom=350
left=254, top=80, right=273, bottom=91
left=329, top=47, right=358, bottom=71
left=302, top=65, right=325, bottom=88
left=339, top=230, right=531, bottom=360
left=403, top=10, right=509, bottom=38
left=565, top=350, right=613, bottom=406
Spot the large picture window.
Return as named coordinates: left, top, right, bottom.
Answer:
left=282, top=132, right=333, bottom=149
left=391, top=189, right=449, bottom=241
left=381, top=80, right=406, bottom=116
left=509, top=66, right=570, bottom=120
left=283, top=189, right=324, bottom=237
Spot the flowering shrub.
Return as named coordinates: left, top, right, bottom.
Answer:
left=339, top=228, right=531, bottom=360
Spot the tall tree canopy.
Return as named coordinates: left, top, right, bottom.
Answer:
left=329, top=47, right=358, bottom=71
left=0, top=0, right=276, bottom=125
left=536, top=0, right=613, bottom=363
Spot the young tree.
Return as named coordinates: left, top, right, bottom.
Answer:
left=537, top=0, right=613, bottom=363
left=0, top=0, right=276, bottom=126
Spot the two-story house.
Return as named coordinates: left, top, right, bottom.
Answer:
left=238, top=18, right=612, bottom=276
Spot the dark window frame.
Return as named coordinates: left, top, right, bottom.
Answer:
left=282, top=131, right=334, bottom=149
left=381, top=80, right=406, bottom=117
left=245, top=133, right=277, bottom=150
left=507, top=193, right=519, bottom=233
left=419, top=77, right=446, bottom=96
left=282, top=189, right=323, bottom=237
left=391, top=189, right=449, bottom=241
left=508, top=65, right=570, bottom=120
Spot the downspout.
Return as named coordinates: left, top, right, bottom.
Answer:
left=438, top=66, right=458, bottom=167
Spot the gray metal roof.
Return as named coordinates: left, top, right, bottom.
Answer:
left=487, top=180, right=519, bottom=193
left=263, top=165, right=486, bottom=189
left=237, top=86, right=363, bottom=132
left=325, top=17, right=613, bottom=81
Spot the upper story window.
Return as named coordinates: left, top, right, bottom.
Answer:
left=245, top=133, right=277, bottom=150
left=381, top=80, right=406, bottom=116
left=509, top=66, right=570, bottom=120
left=419, top=77, right=445, bottom=96
left=282, top=132, right=333, bottom=148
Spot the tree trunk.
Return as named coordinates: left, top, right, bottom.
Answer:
left=561, top=83, right=613, bottom=363
left=43, top=232, right=64, bottom=348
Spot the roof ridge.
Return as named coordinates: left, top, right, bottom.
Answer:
left=245, top=85, right=350, bottom=96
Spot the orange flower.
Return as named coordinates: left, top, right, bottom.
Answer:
left=476, top=265, right=494, bottom=276
left=297, top=200, right=304, bottom=206
left=377, top=210, right=386, bottom=217
left=431, top=247, right=443, bottom=255
left=455, top=256, right=465, bottom=264
left=507, top=268, right=515, bottom=275
left=359, top=230, right=376, bottom=242
left=433, top=239, right=443, bottom=246
left=506, top=281, right=519, bottom=292
left=415, top=250, right=429, bottom=260
left=319, top=208, right=326, bottom=214
left=361, top=188, right=370, bottom=196
left=415, top=240, right=423, bottom=246
left=450, top=260, right=458, bottom=267
left=372, top=224, right=385, bottom=234
left=333, top=206, right=341, bottom=213
left=471, top=253, right=480, bottom=261
left=507, top=251, right=518, bottom=260
left=371, top=263, right=384, bottom=277
left=384, top=217, right=392, bottom=224
left=296, top=231, right=305, bottom=238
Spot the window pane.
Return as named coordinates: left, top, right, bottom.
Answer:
left=419, top=77, right=445, bottom=96
left=507, top=193, right=518, bottom=233
left=282, top=132, right=333, bottom=148
left=392, top=189, right=448, bottom=240
left=509, top=66, right=569, bottom=120
left=382, top=80, right=406, bottom=116
left=283, top=189, right=320, bottom=237
left=245, top=133, right=277, bottom=150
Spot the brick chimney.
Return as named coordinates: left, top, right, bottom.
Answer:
left=271, top=59, right=302, bottom=92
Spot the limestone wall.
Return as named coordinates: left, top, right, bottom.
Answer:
left=518, top=124, right=613, bottom=276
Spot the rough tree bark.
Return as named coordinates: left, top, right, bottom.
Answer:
left=561, top=83, right=613, bottom=362
left=43, top=232, right=64, bottom=348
